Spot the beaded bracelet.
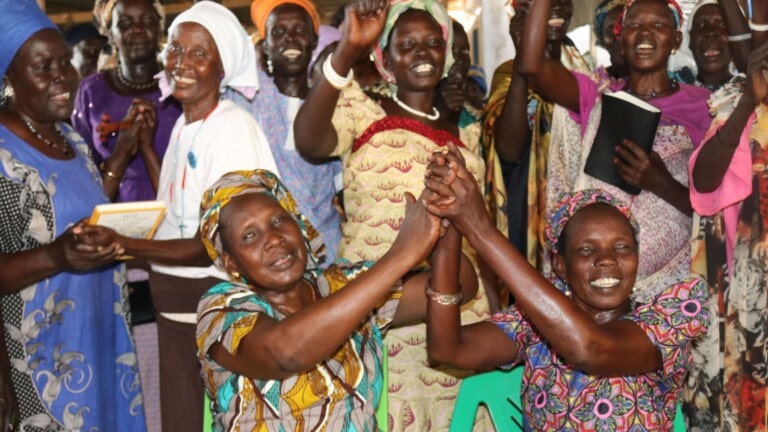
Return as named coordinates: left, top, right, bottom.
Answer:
left=749, top=20, right=768, bottom=32
left=99, top=161, right=122, bottom=180
left=425, top=279, right=463, bottom=305
left=727, top=33, right=752, bottom=42
left=322, top=54, right=354, bottom=90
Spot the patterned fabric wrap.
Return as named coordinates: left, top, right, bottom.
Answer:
left=491, top=277, right=709, bottom=431
left=199, top=169, right=326, bottom=270
left=594, top=0, right=628, bottom=39
left=250, top=0, right=320, bottom=39
left=371, top=0, right=454, bottom=84
left=545, top=189, right=639, bottom=255
left=0, top=0, right=57, bottom=78
left=615, top=0, right=683, bottom=36
left=93, top=0, right=165, bottom=36
left=197, top=261, right=401, bottom=431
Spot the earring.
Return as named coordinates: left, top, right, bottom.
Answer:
left=267, top=58, right=274, bottom=75
left=3, top=82, right=14, bottom=99
left=563, top=285, right=572, bottom=298
left=671, top=48, right=677, bottom=54
left=230, top=271, right=240, bottom=281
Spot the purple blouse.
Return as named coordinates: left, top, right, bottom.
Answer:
left=72, top=72, right=182, bottom=203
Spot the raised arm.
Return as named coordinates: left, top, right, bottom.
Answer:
left=424, top=146, right=662, bottom=376
left=294, top=0, right=387, bottom=161
left=515, top=0, right=579, bottom=112
left=692, top=40, right=768, bottom=192
left=425, top=207, right=518, bottom=371
left=721, top=0, right=751, bottom=72
left=209, top=192, right=441, bottom=380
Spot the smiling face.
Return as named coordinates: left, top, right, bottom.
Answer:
left=165, top=22, right=223, bottom=105
left=263, top=4, right=318, bottom=77
left=552, top=204, right=638, bottom=319
left=220, top=193, right=308, bottom=294
left=8, top=29, right=79, bottom=122
left=547, top=0, right=573, bottom=43
left=110, top=0, right=161, bottom=64
left=384, top=9, right=446, bottom=90
left=620, top=0, right=681, bottom=73
left=689, top=4, right=731, bottom=77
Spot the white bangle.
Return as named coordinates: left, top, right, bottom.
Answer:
left=425, top=280, right=463, bottom=305
left=749, top=20, right=768, bottom=32
left=322, top=54, right=354, bottom=90
left=727, top=33, right=752, bottom=42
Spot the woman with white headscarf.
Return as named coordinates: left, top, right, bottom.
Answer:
left=104, top=3, right=279, bottom=430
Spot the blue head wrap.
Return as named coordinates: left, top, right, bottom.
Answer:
left=0, top=0, right=57, bottom=78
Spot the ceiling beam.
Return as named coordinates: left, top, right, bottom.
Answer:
left=47, top=0, right=253, bottom=26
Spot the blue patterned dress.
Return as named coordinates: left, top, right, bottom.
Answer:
left=0, top=122, right=145, bottom=431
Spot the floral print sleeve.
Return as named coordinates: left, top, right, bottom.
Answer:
left=330, top=80, right=385, bottom=158
left=196, top=281, right=271, bottom=372
left=489, top=304, right=539, bottom=367
left=625, top=276, right=710, bottom=377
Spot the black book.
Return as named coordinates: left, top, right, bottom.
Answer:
left=583, top=90, right=661, bottom=195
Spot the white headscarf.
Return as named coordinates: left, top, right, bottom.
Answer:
left=161, top=2, right=258, bottom=100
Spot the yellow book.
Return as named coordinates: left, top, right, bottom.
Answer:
left=89, top=200, right=166, bottom=239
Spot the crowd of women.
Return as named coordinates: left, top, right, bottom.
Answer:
left=0, top=0, right=766, bottom=430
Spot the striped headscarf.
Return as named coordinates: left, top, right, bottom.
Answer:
left=371, top=0, right=454, bottom=84
left=199, top=170, right=326, bottom=271
left=594, top=0, right=628, bottom=39
left=545, top=189, right=639, bottom=255
left=250, top=0, right=320, bottom=39
left=93, top=0, right=166, bottom=37
left=615, top=0, right=684, bottom=36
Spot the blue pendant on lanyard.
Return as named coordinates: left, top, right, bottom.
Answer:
left=187, top=151, right=197, bottom=168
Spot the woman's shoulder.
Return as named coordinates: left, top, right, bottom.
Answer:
left=76, top=72, right=112, bottom=97
left=675, top=82, right=712, bottom=103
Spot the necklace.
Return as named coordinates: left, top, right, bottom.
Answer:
left=169, top=104, right=218, bottom=236
left=116, top=66, right=158, bottom=92
left=625, top=79, right=679, bottom=100
left=392, top=92, right=440, bottom=121
left=20, top=114, right=70, bottom=155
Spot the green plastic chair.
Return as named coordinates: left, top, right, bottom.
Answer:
left=449, top=366, right=524, bottom=432
left=449, top=366, right=688, bottom=431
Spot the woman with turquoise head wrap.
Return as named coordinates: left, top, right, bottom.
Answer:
left=0, top=0, right=145, bottom=430
left=293, top=0, right=493, bottom=428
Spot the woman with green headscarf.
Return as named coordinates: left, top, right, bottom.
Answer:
left=293, top=0, right=493, bottom=427
left=196, top=169, right=477, bottom=431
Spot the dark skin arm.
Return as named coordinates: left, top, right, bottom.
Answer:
left=721, top=0, right=750, bottom=72
left=515, top=0, right=580, bottom=112
left=136, top=101, right=161, bottom=193
left=0, top=222, right=124, bottom=295
left=209, top=192, right=444, bottom=380
left=117, top=232, right=212, bottom=267
left=294, top=0, right=388, bottom=161
left=692, top=40, right=768, bottom=192
left=0, top=309, right=18, bottom=431
left=424, top=145, right=662, bottom=375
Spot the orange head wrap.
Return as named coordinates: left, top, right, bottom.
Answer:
left=251, top=0, right=320, bottom=39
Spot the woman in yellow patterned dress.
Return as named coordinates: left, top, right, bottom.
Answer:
left=293, top=0, right=491, bottom=429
